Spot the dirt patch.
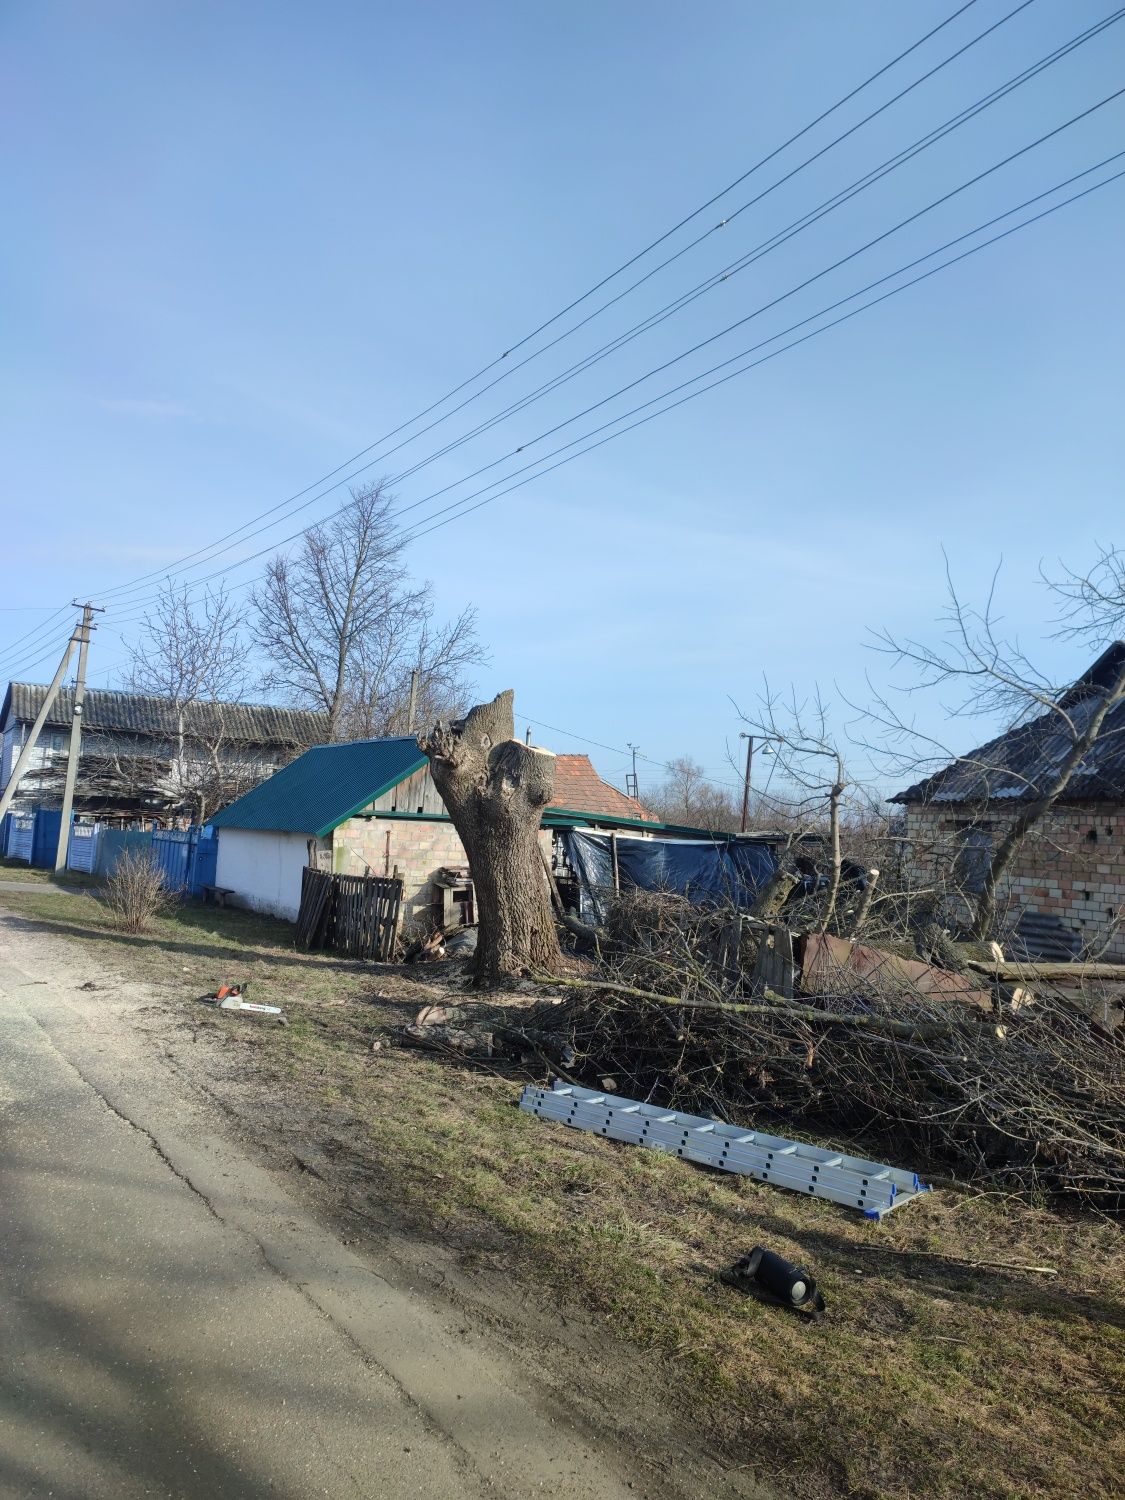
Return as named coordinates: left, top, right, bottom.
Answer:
left=2, top=889, right=1122, bottom=1500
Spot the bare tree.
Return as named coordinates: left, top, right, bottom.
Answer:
left=126, top=580, right=248, bottom=822
left=647, top=756, right=741, bottom=831
left=419, top=691, right=562, bottom=983
left=251, top=480, right=485, bottom=740
left=737, top=684, right=851, bottom=931
left=866, top=548, right=1125, bottom=940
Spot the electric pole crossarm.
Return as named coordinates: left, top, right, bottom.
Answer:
left=0, top=632, right=78, bottom=825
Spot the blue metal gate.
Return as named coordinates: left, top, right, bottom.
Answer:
left=151, top=826, right=216, bottom=896
left=7, top=813, right=34, bottom=861
left=31, top=810, right=69, bottom=868
left=67, top=822, right=100, bottom=874
left=151, top=829, right=194, bottom=891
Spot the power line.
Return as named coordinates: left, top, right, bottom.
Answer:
left=63, top=82, right=1125, bottom=657
left=83, top=1, right=997, bottom=609
left=9, top=193, right=1120, bottom=797
left=62, top=148, right=1125, bottom=665
left=393, top=155, right=1125, bottom=549
left=86, top=96, right=1125, bottom=633
left=521, top=715, right=745, bottom=793
left=6, top=137, right=1121, bottom=675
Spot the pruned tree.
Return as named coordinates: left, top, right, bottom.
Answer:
left=864, top=547, right=1125, bottom=940
left=251, top=480, right=485, bottom=740
left=419, top=690, right=562, bottom=983
left=126, top=580, right=249, bottom=822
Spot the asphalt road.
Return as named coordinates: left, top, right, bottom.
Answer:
left=0, top=950, right=637, bottom=1500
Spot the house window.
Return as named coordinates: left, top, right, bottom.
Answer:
left=955, top=828, right=993, bottom=893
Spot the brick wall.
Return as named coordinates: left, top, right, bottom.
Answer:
left=333, top=815, right=468, bottom=930
left=902, top=801, right=1125, bottom=958
left=333, top=817, right=561, bottom=936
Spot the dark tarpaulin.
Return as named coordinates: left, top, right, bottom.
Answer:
left=561, top=829, right=778, bottom=924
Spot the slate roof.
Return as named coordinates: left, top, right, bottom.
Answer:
left=210, top=738, right=427, bottom=836
left=552, top=754, right=657, bottom=822
left=890, top=643, right=1125, bottom=806
left=1, top=682, right=326, bottom=747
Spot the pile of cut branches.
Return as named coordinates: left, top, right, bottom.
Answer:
left=525, top=894, right=1125, bottom=1208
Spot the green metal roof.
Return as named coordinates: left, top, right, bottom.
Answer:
left=210, top=738, right=427, bottom=837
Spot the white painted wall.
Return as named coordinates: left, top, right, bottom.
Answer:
left=215, top=828, right=311, bottom=921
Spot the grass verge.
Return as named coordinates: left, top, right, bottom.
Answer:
left=2, top=886, right=1122, bottom=1500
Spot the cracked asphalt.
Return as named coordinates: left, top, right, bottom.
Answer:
left=0, top=941, right=638, bottom=1500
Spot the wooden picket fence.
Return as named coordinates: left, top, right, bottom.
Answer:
left=296, top=867, right=403, bottom=961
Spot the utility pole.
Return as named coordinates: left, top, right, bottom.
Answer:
left=739, top=733, right=755, bottom=835
left=54, top=602, right=101, bottom=871
left=0, top=625, right=79, bottom=825
left=407, top=669, right=419, bottom=734
left=625, top=743, right=640, bottom=801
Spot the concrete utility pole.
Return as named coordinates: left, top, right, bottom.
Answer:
left=739, top=733, right=755, bottom=834
left=54, top=603, right=100, bottom=872
left=625, top=743, right=640, bottom=801
left=407, top=669, right=419, bottom=734
left=0, top=628, right=79, bottom=827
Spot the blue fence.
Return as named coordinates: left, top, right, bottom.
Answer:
left=151, top=827, right=217, bottom=896
left=93, top=829, right=153, bottom=880
left=67, top=822, right=100, bottom=873
left=6, top=812, right=36, bottom=862
left=3, top=807, right=215, bottom=895
left=31, top=809, right=69, bottom=868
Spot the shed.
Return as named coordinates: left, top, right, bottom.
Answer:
left=210, top=738, right=427, bottom=920
left=210, top=738, right=692, bottom=928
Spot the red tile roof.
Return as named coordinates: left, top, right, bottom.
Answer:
left=548, top=754, right=657, bottom=822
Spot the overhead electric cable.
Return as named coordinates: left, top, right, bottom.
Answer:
left=86, top=150, right=1124, bottom=650
left=84, top=0, right=999, bottom=605
left=83, top=74, right=1121, bottom=638
left=87, top=86, right=1125, bottom=635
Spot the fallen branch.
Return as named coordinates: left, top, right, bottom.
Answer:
left=530, top=973, right=972, bottom=1039
left=964, top=959, right=1125, bottom=983
left=853, top=1245, right=1058, bottom=1276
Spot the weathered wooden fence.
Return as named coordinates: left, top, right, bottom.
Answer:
left=296, top=867, right=403, bottom=961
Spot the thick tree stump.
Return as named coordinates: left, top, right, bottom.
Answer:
left=419, top=690, right=563, bottom=983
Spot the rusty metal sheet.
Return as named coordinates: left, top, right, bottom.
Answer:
left=801, top=932, right=993, bottom=1011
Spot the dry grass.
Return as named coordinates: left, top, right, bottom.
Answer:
left=2, top=885, right=1122, bottom=1500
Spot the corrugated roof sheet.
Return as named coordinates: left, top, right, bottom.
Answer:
left=1, top=682, right=326, bottom=746
left=210, top=738, right=427, bottom=835
left=891, top=643, right=1125, bottom=806
left=552, top=754, right=657, bottom=822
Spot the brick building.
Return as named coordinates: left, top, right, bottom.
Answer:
left=210, top=736, right=658, bottom=928
left=890, top=642, right=1125, bottom=959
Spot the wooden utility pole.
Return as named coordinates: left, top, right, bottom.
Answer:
left=0, top=627, right=79, bottom=826
left=53, top=602, right=100, bottom=872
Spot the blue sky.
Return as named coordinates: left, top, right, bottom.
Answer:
left=2, top=0, right=1123, bottom=803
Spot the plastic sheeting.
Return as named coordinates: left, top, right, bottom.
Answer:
left=561, top=829, right=777, bottom=923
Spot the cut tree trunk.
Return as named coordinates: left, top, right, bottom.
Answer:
left=419, top=690, right=563, bottom=983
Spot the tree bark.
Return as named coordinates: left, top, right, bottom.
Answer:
left=419, top=690, right=563, bottom=983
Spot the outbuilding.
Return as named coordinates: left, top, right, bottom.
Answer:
left=210, top=736, right=775, bottom=933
